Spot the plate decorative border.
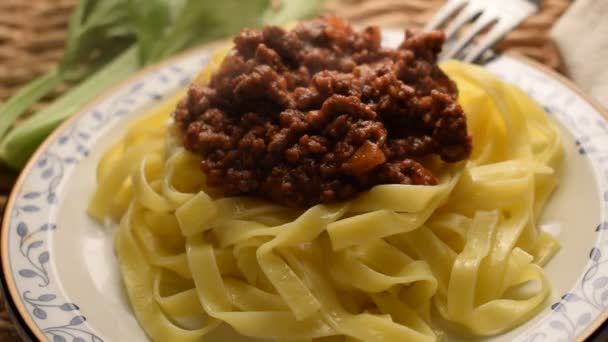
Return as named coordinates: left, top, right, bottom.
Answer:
left=2, top=33, right=608, bottom=341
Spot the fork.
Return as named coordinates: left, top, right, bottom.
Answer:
left=424, top=0, right=540, bottom=62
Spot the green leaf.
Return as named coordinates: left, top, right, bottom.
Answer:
left=59, top=0, right=134, bottom=73
left=127, top=0, right=170, bottom=64
left=262, top=0, right=326, bottom=26
left=147, top=0, right=270, bottom=62
left=60, top=36, right=134, bottom=82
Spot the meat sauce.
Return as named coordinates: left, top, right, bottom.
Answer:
left=174, top=16, right=472, bottom=207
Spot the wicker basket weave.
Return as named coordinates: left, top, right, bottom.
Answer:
left=0, top=0, right=75, bottom=103
left=0, top=0, right=570, bottom=340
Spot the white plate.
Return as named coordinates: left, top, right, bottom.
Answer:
left=2, top=30, right=608, bottom=342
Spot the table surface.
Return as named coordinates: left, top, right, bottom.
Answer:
left=0, top=0, right=582, bottom=340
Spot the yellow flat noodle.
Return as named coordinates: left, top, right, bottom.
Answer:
left=233, top=241, right=265, bottom=286
left=371, top=293, right=435, bottom=337
left=132, top=154, right=175, bottom=213
left=212, top=220, right=280, bottom=248
left=283, top=243, right=436, bottom=341
left=446, top=211, right=499, bottom=321
left=90, top=56, right=563, bottom=341
left=186, top=237, right=336, bottom=340
left=153, top=271, right=202, bottom=317
left=255, top=205, right=348, bottom=320
left=115, top=204, right=221, bottom=341
left=532, top=231, right=561, bottom=266
left=88, top=139, right=163, bottom=220
left=426, top=213, right=471, bottom=252
left=328, top=246, right=437, bottom=294
left=96, top=139, right=124, bottom=182
left=89, top=90, right=186, bottom=221
left=175, top=191, right=218, bottom=236
left=160, top=149, right=201, bottom=206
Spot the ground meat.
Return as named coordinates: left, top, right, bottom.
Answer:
left=174, top=15, right=472, bottom=208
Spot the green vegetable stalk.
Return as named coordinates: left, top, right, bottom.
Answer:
left=0, top=69, right=62, bottom=141
left=0, top=0, right=325, bottom=169
left=0, top=47, right=139, bottom=169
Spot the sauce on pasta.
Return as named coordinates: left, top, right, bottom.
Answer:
left=174, top=16, right=472, bottom=207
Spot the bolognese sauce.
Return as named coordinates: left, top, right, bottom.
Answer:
left=174, top=16, right=472, bottom=207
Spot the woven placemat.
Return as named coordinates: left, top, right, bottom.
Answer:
left=0, top=0, right=570, bottom=340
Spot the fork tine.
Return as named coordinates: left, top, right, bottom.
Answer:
left=463, top=1, right=539, bottom=62
left=462, top=19, right=523, bottom=62
left=462, top=26, right=506, bottom=63
left=443, top=0, right=485, bottom=41
left=442, top=11, right=498, bottom=61
left=423, top=0, right=468, bottom=32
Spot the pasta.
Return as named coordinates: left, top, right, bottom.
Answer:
left=88, top=52, right=563, bottom=341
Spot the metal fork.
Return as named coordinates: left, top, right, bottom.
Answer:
left=424, top=0, right=540, bottom=62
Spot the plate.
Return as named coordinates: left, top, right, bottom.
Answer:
left=2, top=30, right=608, bottom=342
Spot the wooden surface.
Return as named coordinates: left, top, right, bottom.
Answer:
left=0, top=0, right=571, bottom=340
